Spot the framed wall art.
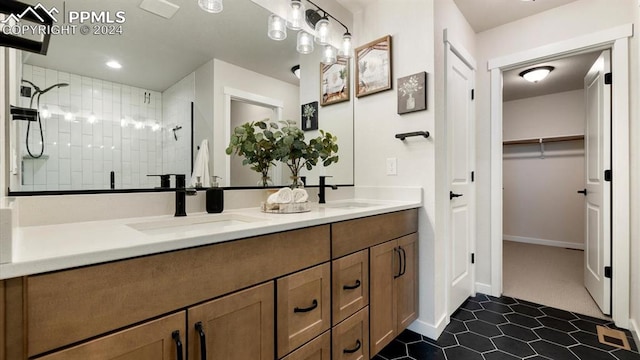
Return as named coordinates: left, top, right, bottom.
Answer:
left=321, top=57, right=350, bottom=106
left=397, top=71, right=427, bottom=114
left=301, top=101, right=318, bottom=131
left=355, top=35, right=392, bottom=98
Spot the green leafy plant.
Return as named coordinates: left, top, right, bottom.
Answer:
left=225, top=120, right=282, bottom=187
left=273, top=120, right=339, bottom=188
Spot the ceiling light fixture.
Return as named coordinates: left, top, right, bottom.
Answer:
left=287, top=0, right=305, bottom=30
left=291, top=65, right=301, bottom=79
left=519, top=66, right=554, bottom=83
left=322, top=45, right=337, bottom=65
left=198, top=0, right=223, bottom=14
left=106, top=60, right=122, bottom=69
left=296, top=30, right=314, bottom=54
left=303, top=0, right=352, bottom=57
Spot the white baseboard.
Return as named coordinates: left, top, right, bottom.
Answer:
left=475, top=282, right=494, bottom=297
left=504, top=235, right=584, bottom=250
left=407, top=313, right=447, bottom=340
left=630, top=318, right=640, bottom=350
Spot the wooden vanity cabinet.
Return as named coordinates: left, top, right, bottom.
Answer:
left=281, top=331, right=331, bottom=360
left=187, top=282, right=274, bottom=360
left=332, top=307, right=369, bottom=360
left=277, top=263, right=331, bottom=358
left=369, top=233, right=418, bottom=356
left=37, top=312, right=186, bottom=360
left=332, top=249, right=369, bottom=325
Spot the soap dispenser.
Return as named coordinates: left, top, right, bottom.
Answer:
left=206, top=176, right=224, bottom=213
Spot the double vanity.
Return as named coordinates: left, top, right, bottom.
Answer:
left=0, top=194, right=421, bottom=360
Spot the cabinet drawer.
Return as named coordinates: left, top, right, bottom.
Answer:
left=27, top=225, right=329, bottom=356
left=37, top=312, right=186, bottom=360
left=277, top=263, right=331, bottom=358
left=332, top=209, right=418, bottom=258
left=281, top=330, right=331, bottom=360
left=188, top=282, right=274, bottom=360
left=332, top=307, right=369, bottom=360
left=332, top=250, right=368, bottom=325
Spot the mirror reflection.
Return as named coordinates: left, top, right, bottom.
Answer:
left=8, top=0, right=354, bottom=192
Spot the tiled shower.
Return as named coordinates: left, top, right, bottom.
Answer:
left=15, top=65, right=192, bottom=191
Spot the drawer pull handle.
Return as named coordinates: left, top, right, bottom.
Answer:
left=172, top=330, right=184, bottom=360
left=343, top=339, right=362, bottom=354
left=294, top=299, right=318, bottom=313
left=394, top=247, right=403, bottom=279
left=195, top=322, right=207, bottom=360
left=343, top=279, right=361, bottom=290
left=399, top=246, right=407, bottom=276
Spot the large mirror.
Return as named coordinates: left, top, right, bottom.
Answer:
left=7, top=0, right=354, bottom=192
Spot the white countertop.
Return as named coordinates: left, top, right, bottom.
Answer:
left=0, top=199, right=420, bottom=279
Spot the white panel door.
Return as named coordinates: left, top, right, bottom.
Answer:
left=584, top=50, right=611, bottom=315
left=446, top=45, right=475, bottom=314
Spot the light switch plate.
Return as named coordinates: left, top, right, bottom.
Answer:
left=386, top=157, right=397, bottom=176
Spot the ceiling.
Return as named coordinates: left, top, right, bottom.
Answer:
left=452, top=0, right=579, bottom=33
left=23, top=0, right=301, bottom=91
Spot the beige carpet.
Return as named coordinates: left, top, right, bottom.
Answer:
left=503, top=240, right=610, bottom=320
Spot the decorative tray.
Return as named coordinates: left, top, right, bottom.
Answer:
left=260, top=201, right=311, bottom=214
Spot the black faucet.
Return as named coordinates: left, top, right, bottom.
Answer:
left=174, top=174, right=197, bottom=217
left=318, top=176, right=338, bottom=204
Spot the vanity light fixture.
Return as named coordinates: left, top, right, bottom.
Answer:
left=322, top=45, right=337, bottom=65
left=198, top=0, right=223, bottom=14
left=519, top=66, right=554, bottom=83
left=268, top=14, right=287, bottom=41
left=296, top=31, right=314, bottom=54
left=291, top=65, right=301, bottom=79
left=106, top=60, right=122, bottom=69
left=304, top=0, right=352, bottom=57
left=286, top=0, right=305, bottom=30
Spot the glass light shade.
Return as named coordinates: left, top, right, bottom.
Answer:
left=297, top=31, right=314, bottom=54
left=286, top=0, right=305, bottom=30
left=519, top=66, right=554, bottom=83
left=198, top=0, right=223, bottom=13
left=314, top=17, right=330, bottom=45
left=268, top=14, right=287, bottom=41
left=339, top=32, right=352, bottom=58
left=322, top=45, right=337, bottom=65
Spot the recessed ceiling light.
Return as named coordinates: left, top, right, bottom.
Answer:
left=106, top=61, right=122, bottom=69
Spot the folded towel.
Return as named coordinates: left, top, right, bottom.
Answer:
left=292, top=189, right=308, bottom=203
left=190, top=139, right=211, bottom=187
left=267, top=187, right=294, bottom=204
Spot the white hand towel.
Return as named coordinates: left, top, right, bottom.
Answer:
left=267, top=187, right=294, bottom=204
left=190, top=139, right=211, bottom=187
left=292, top=189, right=308, bottom=203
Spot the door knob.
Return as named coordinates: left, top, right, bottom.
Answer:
left=577, top=189, right=587, bottom=195
left=450, top=191, right=463, bottom=200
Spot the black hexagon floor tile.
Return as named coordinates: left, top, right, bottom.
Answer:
left=373, top=294, right=640, bottom=360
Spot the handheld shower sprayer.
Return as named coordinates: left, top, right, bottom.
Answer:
left=20, top=80, right=69, bottom=158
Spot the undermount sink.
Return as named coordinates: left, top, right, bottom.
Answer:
left=127, top=213, right=266, bottom=235
left=320, top=201, right=379, bottom=209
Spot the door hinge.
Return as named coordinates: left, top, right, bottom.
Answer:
left=604, top=266, right=612, bottom=278
left=471, top=171, right=475, bottom=182
left=471, top=253, right=475, bottom=264
left=604, top=169, right=612, bottom=182
left=604, top=73, right=612, bottom=85
left=471, top=89, right=475, bottom=100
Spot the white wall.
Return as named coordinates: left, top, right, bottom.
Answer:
left=503, top=90, right=585, bottom=248
left=629, top=0, right=640, bottom=341
left=352, top=0, right=441, bottom=337
left=474, top=0, right=637, bottom=291
left=212, top=59, right=299, bottom=186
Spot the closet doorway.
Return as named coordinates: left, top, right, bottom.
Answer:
left=501, top=50, right=609, bottom=319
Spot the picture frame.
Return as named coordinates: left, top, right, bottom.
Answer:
left=320, top=57, right=350, bottom=106
left=355, top=35, right=392, bottom=98
left=397, top=71, right=427, bottom=114
left=301, top=101, right=318, bottom=131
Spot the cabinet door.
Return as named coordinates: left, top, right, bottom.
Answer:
left=281, top=330, right=331, bottom=360
left=369, top=240, right=398, bottom=356
left=37, top=312, right=185, bottom=360
left=188, top=282, right=274, bottom=360
left=332, top=307, right=369, bottom=360
left=277, top=263, right=331, bottom=358
left=397, top=233, right=419, bottom=332
left=332, top=249, right=369, bottom=325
